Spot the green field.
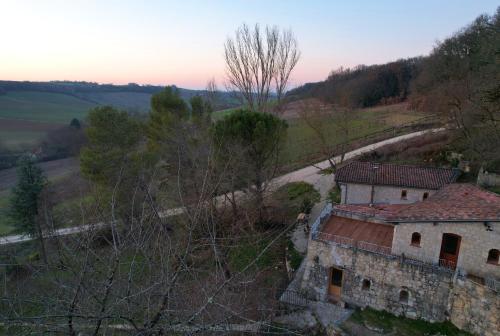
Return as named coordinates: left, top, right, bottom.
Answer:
left=0, top=91, right=96, bottom=124
left=211, top=104, right=428, bottom=170
left=282, top=105, right=427, bottom=169
left=0, top=130, right=47, bottom=148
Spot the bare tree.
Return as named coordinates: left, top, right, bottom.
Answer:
left=205, top=78, right=219, bottom=110
left=224, top=23, right=300, bottom=113
left=298, top=99, right=354, bottom=172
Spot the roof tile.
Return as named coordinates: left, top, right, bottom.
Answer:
left=335, top=161, right=460, bottom=190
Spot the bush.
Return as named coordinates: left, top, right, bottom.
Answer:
left=275, top=182, right=321, bottom=214
left=328, top=186, right=341, bottom=203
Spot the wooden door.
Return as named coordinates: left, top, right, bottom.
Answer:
left=328, top=267, right=343, bottom=298
left=439, top=233, right=461, bottom=269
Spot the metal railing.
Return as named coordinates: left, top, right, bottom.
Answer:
left=358, top=240, right=393, bottom=256
left=310, top=203, right=333, bottom=235
left=484, top=277, right=500, bottom=293
left=279, top=289, right=309, bottom=307
left=438, top=258, right=457, bottom=270
left=313, top=231, right=393, bottom=256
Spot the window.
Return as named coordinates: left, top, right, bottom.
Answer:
left=331, top=268, right=343, bottom=287
left=487, top=249, right=499, bottom=265
left=401, top=190, right=407, bottom=200
left=362, top=279, right=371, bottom=290
left=411, top=232, right=421, bottom=247
left=399, top=290, right=409, bottom=303
left=423, top=192, right=429, bottom=200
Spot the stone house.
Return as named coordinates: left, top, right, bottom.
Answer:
left=300, top=184, right=499, bottom=335
left=335, top=161, right=460, bottom=204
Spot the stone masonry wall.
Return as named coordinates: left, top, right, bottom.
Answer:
left=301, top=240, right=454, bottom=322
left=449, top=277, right=499, bottom=336
left=340, top=183, right=435, bottom=205
left=301, top=239, right=500, bottom=335
left=392, top=221, right=500, bottom=278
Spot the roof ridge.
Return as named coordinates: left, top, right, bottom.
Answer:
left=352, top=161, right=457, bottom=171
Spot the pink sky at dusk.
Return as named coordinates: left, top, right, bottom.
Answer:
left=1, top=0, right=497, bottom=89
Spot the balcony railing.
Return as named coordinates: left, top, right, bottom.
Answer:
left=438, top=258, right=457, bottom=270
left=313, top=231, right=393, bottom=256
left=310, top=204, right=470, bottom=275
left=485, top=277, right=500, bottom=293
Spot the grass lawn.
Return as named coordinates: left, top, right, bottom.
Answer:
left=211, top=103, right=428, bottom=171
left=342, top=308, right=471, bottom=336
left=280, top=105, right=427, bottom=169
left=0, top=91, right=96, bottom=124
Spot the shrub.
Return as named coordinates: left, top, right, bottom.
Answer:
left=275, top=182, right=321, bottom=214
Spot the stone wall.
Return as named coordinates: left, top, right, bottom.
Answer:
left=301, top=240, right=454, bottom=322
left=301, top=239, right=500, bottom=335
left=449, top=277, right=499, bottom=336
left=477, top=168, right=500, bottom=188
left=340, top=183, right=435, bottom=205
left=392, top=221, right=500, bottom=278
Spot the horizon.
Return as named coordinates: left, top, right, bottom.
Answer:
left=1, top=0, right=498, bottom=90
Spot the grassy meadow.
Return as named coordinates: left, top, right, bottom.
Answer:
left=0, top=91, right=96, bottom=123
left=0, top=91, right=96, bottom=148
left=280, top=104, right=428, bottom=170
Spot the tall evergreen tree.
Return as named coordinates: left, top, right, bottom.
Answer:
left=10, top=155, right=48, bottom=263
left=10, top=155, right=46, bottom=236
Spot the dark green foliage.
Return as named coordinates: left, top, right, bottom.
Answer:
left=213, top=110, right=288, bottom=213
left=9, top=156, right=46, bottom=235
left=275, top=182, right=320, bottom=214
left=328, top=186, right=341, bottom=204
left=212, top=109, right=288, bottom=173
left=69, top=118, right=81, bottom=129
left=151, top=86, right=188, bottom=119
left=190, top=95, right=212, bottom=118
left=148, top=86, right=189, bottom=150
left=80, top=106, right=142, bottom=187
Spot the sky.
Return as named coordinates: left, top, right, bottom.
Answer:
left=0, top=0, right=498, bottom=89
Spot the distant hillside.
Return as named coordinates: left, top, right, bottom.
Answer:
left=0, top=81, right=240, bottom=150
left=286, top=58, right=422, bottom=108
left=0, top=81, right=239, bottom=117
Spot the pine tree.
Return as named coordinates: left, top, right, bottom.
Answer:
left=10, top=155, right=46, bottom=235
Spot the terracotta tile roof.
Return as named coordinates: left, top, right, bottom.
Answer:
left=334, top=184, right=500, bottom=222
left=321, top=215, right=394, bottom=247
left=335, top=161, right=460, bottom=190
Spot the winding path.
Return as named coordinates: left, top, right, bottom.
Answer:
left=0, top=128, right=444, bottom=246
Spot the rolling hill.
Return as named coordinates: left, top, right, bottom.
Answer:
left=0, top=81, right=239, bottom=149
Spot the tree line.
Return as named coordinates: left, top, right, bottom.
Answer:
left=288, top=58, right=420, bottom=108
left=289, top=7, right=500, bottom=171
